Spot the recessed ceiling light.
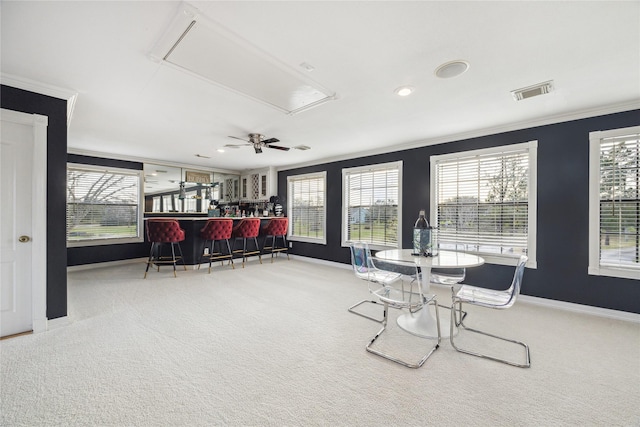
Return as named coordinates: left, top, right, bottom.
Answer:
left=394, top=86, right=414, bottom=96
left=435, top=60, right=469, bottom=78
left=217, top=148, right=225, bottom=153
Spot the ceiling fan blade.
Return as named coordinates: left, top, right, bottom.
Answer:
left=262, top=138, right=280, bottom=144
left=224, top=144, right=244, bottom=148
left=266, top=145, right=290, bottom=151
left=228, top=135, right=249, bottom=142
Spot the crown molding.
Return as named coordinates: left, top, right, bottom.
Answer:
left=67, top=147, right=241, bottom=176
left=1, top=73, right=78, bottom=127
left=278, top=100, right=640, bottom=172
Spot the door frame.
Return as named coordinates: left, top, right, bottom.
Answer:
left=1, top=108, right=48, bottom=333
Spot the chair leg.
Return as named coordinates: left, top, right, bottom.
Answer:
left=366, top=298, right=441, bottom=369
left=170, top=243, right=177, bottom=277
left=449, top=300, right=531, bottom=368
left=253, top=237, right=262, bottom=264
left=144, top=242, right=156, bottom=278
left=348, top=299, right=385, bottom=323
left=225, top=239, right=234, bottom=269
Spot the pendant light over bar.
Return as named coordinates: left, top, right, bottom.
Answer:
left=149, top=4, right=336, bottom=115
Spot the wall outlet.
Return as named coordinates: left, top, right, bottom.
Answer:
left=204, top=248, right=209, bottom=255
left=289, top=242, right=293, bottom=248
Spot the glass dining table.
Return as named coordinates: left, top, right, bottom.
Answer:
left=374, top=249, right=484, bottom=339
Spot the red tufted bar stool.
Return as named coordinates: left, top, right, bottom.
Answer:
left=199, top=218, right=234, bottom=273
left=144, top=219, right=186, bottom=278
left=260, top=217, right=290, bottom=262
left=231, top=217, right=262, bottom=268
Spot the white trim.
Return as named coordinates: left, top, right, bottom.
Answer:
left=341, top=161, right=403, bottom=249
left=67, top=257, right=147, bottom=272
left=66, top=163, right=145, bottom=247
left=517, top=295, right=640, bottom=324
left=67, top=147, right=241, bottom=176
left=31, top=113, right=48, bottom=334
left=430, top=141, right=538, bottom=268
left=278, top=101, right=640, bottom=172
left=46, top=316, right=69, bottom=330
left=292, top=255, right=640, bottom=323
left=0, top=109, right=49, bottom=334
left=1, top=73, right=78, bottom=127
left=287, top=171, right=327, bottom=245
left=588, top=125, right=640, bottom=280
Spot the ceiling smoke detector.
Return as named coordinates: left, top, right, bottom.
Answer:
left=511, top=80, right=554, bottom=101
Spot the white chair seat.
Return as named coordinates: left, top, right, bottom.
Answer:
left=456, top=285, right=513, bottom=308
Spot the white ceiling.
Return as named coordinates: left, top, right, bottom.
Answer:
left=2, top=1, right=639, bottom=172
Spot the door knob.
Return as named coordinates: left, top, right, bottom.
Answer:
left=18, top=235, right=31, bottom=243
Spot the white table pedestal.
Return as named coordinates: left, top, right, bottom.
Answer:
left=396, top=304, right=456, bottom=339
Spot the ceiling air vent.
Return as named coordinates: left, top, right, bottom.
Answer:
left=511, top=80, right=554, bottom=101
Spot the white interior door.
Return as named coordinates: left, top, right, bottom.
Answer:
left=1, top=109, right=48, bottom=337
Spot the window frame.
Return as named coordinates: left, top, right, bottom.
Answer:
left=589, top=125, right=640, bottom=280
left=430, top=141, right=538, bottom=267
left=341, top=161, right=403, bottom=250
left=66, top=163, right=144, bottom=247
left=287, top=171, right=327, bottom=245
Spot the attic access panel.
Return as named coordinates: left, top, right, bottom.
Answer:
left=154, top=9, right=335, bottom=115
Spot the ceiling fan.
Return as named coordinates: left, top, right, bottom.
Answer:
left=225, top=133, right=290, bottom=154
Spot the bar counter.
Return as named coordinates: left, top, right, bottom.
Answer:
left=143, top=216, right=280, bottom=265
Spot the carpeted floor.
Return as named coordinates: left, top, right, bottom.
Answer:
left=1, top=257, right=639, bottom=426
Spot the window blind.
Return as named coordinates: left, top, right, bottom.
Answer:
left=67, top=164, right=142, bottom=243
left=287, top=172, right=326, bottom=242
left=434, top=147, right=531, bottom=257
left=598, top=132, right=640, bottom=269
left=343, top=163, right=400, bottom=247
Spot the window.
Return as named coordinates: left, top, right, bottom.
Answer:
left=430, top=141, right=537, bottom=266
left=589, top=126, right=639, bottom=280
left=287, top=171, right=326, bottom=244
left=342, top=161, right=402, bottom=249
left=67, top=163, right=143, bottom=246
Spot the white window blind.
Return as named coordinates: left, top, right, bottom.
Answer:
left=589, top=127, right=639, bottom=278
left=67, top=164, right=143, bottom=245
left=342, top=162, right=401, bottom=248
left=287, top=172, right=326, bottom=243
left=431, top=142, right=537, bottom=264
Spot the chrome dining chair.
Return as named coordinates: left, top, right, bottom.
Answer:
left=348, top=242, right=402, bottom=323
left=450, top=255, right=531, bottom=368
left=366, top=256, right=441, bottom=369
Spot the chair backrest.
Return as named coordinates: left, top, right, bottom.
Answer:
left=263, top=217, right=288, bottom=236
left=430, top=268, right=466, bottom=285
left=146, top=219, right=185, bottom=243
left=502, top=255, right=528, bottom=308
left=232, top=217, right=261, bottom=238
left=349, top=242, right=373, bottom=280
left=201, top=218, right=233, bottom=240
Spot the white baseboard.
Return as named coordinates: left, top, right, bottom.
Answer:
left=293, top=255, right=640, bottom=324
left=517, top=295, right=640, bottom=323
left=46, top=316, right=69, bottom=331
left=67, top=254, right=639, bottom=324
left=67, top=257, right=147, bottom=272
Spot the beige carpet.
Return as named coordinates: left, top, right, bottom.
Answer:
left=1, top=257, right=639, bottom=426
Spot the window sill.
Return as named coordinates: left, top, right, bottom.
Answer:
left=589, top=266, right=639, bottom=280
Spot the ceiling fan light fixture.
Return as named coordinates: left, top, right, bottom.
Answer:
left=435, top=60, right=469, bottom=78
left=394, top=86, right=414, bottom=97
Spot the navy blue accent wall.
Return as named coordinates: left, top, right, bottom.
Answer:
left=1, top=85, right=68, bottom=320
left=66, top=154, right=149, bottom=266
left=278, top=110, right=640, bottom=314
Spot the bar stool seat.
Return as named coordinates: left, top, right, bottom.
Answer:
left=260, top=217, right=290, bottom=262
left=199, top=218, right=234, bottom=273
left=231, top=217, right=262, bottom=268
left=144, top=219, right=186, bottom=278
